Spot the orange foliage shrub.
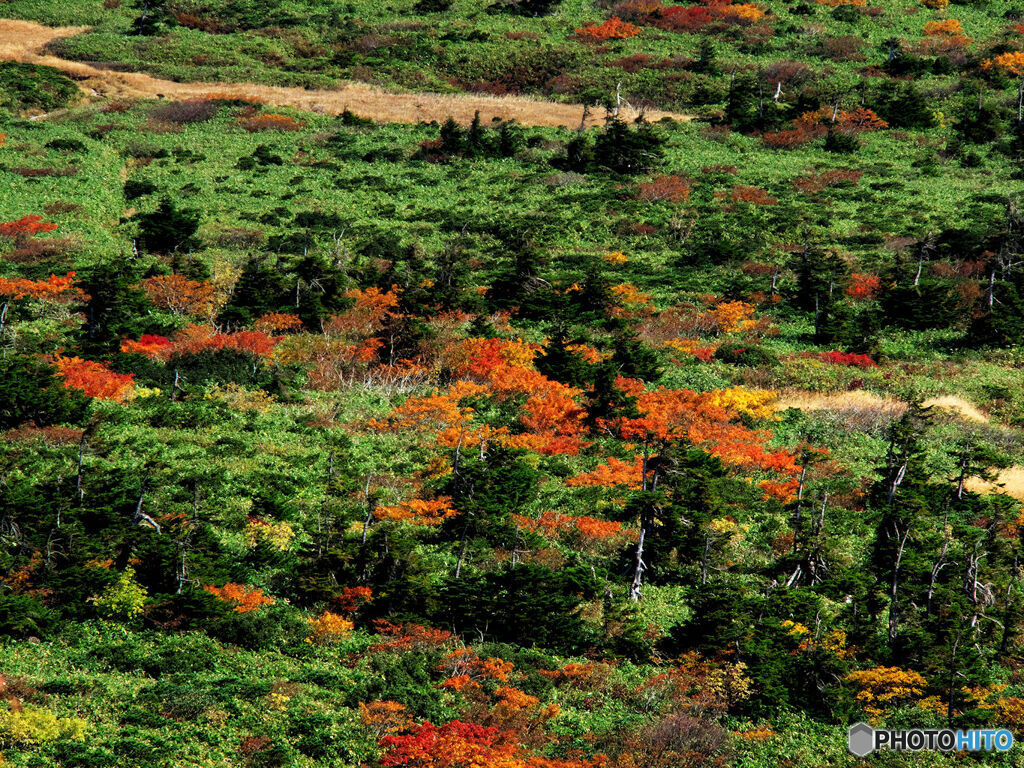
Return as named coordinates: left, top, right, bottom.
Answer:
left=764, top=107, right=886, bottom=148
left=610, top=283, right=655, bottom=319
left=204, top=583, right=275, bottom=612
left=376, top=497, right=459, bottom=526
left=567, top=456, right=645, bottom=488
left=924, top=19, right=963, bottom=35
left=512, top=511, right=629, bottom=542
left=663, top=338, right=716, bottom=361
left=570, top=382, right=797, bottom=491
left=361, top=701, right=413, bottom=737
left=52, top=356, right=135, bottom=401
left=437, top=649, right=515, bottom=690
left=0, top=215, right=58, bottom=241
left=791, top=169, right=862, bottom=194
left=704, top=300, right=756, bottom=333
left=380, top=720, right=594, bottom=768
left=370, top=620, right=455, bottom=652
left=846, top=272, right=881, bottom=300
left=636, top=175, right=692, bottom=203
left=721, top=186, right=778, bottom=205
left=0, top=271, right=80, bottom=301
left=326, top=286, right=402, bottom=338
left=982, top=51, right=1024, bottom=76
left=139, top=274, right=214, bottom=317
left=237, top=113, right=306, bottom=131
left=845, top=666, right=927, bottom=720
left=120, top=325, right=279, bottom=360
left=370, top=337, right=590, bottom=456
left=307, top=611, right=354, bottom=643
left=334, top=585, right=373, bottom=613
left=711, top=2, right=765, bottom=23
left=253, top=312, right=303, bottom=334
left=575, top=17, right=642, bottom=40
left=837, top=108, right=888, bottom=132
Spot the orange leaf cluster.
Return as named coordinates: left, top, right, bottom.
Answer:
left=565, top=343, right=609, bottom=363
left=637, top=652, right=751, bottom=717
left=575, top=382, right=797, bottom=489
left=703, top=300, right=756, bottom=334
left=538, top=663, right=599, bottom=685
left=361, top=701, right=413, bottom=737
left=719, top=186, right=778, bottom=205
left=567, top=456, right=645, bottom=489
left=575, top=17, right=642, bottom=40
left=439, top=648, right=515, bottom=683
left=253, top=312, right=304, bottom=333
left=791, top=169, right=862, bottom=194
left=307, top=610, right=354, bottom=642
left=121, top=324, right=279, bottom=360
left=636, top=175, right=692, bottom=203
left=758, top=478, right=800, bottom=503
left=237, top=113, right=306, bottom=131
left=376, top=497, right=459, bottom=526
left=923, top=18, right=963, bottom=36
left=764, top=107, right=887, bottom=148
left=372, top=337, right=590, bottom=456
left=204, top=582, right=275, bottom=612
left=610, top=283, right=655, bottom=319
left=663, top=338, right=716, bottom=361
left=334, top=585, right=373, bottom=613
left=0, top=215, right=58, bottom=241
left=52, top=356, right=135, bottom=401
left=846, top=272, right=881, bottom=300
left=512, top=511, right=628, bottom=541
left=139, top=274, right=215, bottom=317
left=370, top=620, right=456, bottom=652
left=982, top=51, right=1024, bottom=76
left=837, top=108, right=889, bottom=132
left=0, top=271, right=80, bottom=301
left=326, top=286, right=402, bottom=338
left=710, top=2, right=765, bottom=23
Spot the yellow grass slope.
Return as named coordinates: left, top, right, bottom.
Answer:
left=0, top=18, right=692, bottom=127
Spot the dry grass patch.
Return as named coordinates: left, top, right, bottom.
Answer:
left=0, top=18, right=691, bottom=127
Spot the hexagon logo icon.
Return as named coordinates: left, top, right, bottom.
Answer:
left=848, top=722, right=875, bottom=757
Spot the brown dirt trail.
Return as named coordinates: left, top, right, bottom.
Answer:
left=0, top=18, right=691, bottom=127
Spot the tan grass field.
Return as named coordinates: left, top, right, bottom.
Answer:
left=965, top=466, right=1024, bottom=501
left=776, top=390, right=908, bottom=416
left=0, top=18, right=692, bottom=127
left=778, top=391, right=990, bottom=424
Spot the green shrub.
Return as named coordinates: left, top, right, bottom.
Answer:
left=0, top=63, right=79, bottom=112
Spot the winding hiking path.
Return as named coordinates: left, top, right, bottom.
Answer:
left=0, top=18, right=691, bottom=127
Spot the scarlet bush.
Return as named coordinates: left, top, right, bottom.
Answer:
left=816, top=350, right=878, bottom=368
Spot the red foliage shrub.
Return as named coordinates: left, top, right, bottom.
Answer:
left=816, top=350, right=878, bottom=368
left=717, top=185, right=778, bottom=204
left=607, top=54, right=656, bottom=72
left=0, top=215, right=58, bottom=241
left=791, top=168, right=863, bottom=194
left=636, top=174, right=692, bottom=202
left=655, top=5, right=712, bottom=30
left=845, top=272, right=880, bottom=300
